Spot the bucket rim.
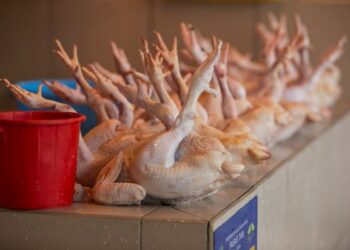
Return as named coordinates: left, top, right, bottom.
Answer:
left=0, top=111, right=86, bottom=125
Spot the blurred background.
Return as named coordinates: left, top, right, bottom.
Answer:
left=0, top=0, right=349, bottom=110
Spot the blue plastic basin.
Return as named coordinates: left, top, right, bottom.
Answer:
left=16, top=79, right=96, bottom=134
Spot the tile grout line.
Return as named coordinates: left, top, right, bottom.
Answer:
left=139, top=206, right=160, bottom=250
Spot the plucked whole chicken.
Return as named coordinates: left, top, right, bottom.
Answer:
left=2, top=13, right=346, bottom=205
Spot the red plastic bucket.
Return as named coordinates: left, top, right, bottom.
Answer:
left=0, top=111, right=85, bottom=209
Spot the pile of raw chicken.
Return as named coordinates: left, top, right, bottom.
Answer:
left=3, top=14, right=346, bottom=205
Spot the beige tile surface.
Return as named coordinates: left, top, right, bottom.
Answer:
left=39, top=202, right=158, bottom=219
left=335, top=230, right=350, bottom=250
left=0, top=202, right=158, bottom=250
left=0, top=211, right=140, bottom=250
left=284, top=113, right=350, bottom=250
left=142, top=207, right=208, bottom=250
left=257, top=167, right=289, bottom=250
left=174, top=187, right=248, bottom=221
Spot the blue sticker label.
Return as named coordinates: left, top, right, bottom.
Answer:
left=214, top=196, right=258, bottom=250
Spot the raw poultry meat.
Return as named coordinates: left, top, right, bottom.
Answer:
left=2, top=14, right=345, bottom=205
